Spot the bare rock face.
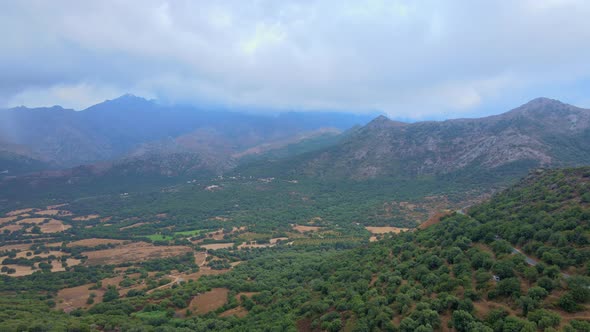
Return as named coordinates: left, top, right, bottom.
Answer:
left=288, top=98, right=590, bottom=179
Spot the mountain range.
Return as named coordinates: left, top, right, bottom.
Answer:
left=0, top=94, right=374, bottom=174
left=240, top=97, right=590, bottom=180
left=2, top=96, right=590, bottom=190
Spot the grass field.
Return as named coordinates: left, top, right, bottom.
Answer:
left=144, top=229, right=207, bottom=241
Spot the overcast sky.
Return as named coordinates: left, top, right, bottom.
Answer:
left=2, top=0, right=590, bottom=119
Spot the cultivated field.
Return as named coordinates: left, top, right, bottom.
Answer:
left=187, top=288, right=229, bottom=315
left=66, top=238, right=127, bottom=247
left=6, top=208, right=37, bottom=216
left=83, top=242, right=192, bottom=265
left=201, top=243, right=234, bottom=250
left=365, top=226, right=410, bottom=234
left=0, top=216, right=17, bottom=224
left=39, top=219, right=71, bottom=233
left=35, top=209, right=72, bottom=216
left=292, top=225, right=322, bottom=232
left=72, top=214, right=101, bottom=221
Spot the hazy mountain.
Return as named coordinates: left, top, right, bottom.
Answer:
left=0, top=94, right=375, bottom=168
left=238, top=98, right=590, bottom=180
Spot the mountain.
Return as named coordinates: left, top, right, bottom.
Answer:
left=0, top=95, right=375, bottom=168
left=242, top=98, right=590, bottom=180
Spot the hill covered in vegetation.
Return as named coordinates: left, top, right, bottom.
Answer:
left=0, top=167, right=588, bottom=331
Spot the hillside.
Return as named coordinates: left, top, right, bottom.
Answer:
left=244, top=98, right=590, bottom=180
left=0, top=167, right=588, bottom=331
left=0, top=94, right=373, bottom=168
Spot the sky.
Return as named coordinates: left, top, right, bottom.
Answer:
left=1, top=0, right=590, bottom=120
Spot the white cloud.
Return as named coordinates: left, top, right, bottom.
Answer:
left=1, top=1, right=590, bottom=118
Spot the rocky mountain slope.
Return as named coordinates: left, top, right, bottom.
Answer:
left=246, top=98, right=590, bottom=180
left=0, top=94, right=373, bottom=169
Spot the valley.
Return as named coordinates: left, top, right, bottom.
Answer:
left=0, top=99, right=589, bottom=331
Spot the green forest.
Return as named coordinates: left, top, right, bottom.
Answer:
left=0, top=167, right=588, bottom=331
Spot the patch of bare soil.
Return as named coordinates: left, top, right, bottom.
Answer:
left=46, top=203, right=69, bottom=209
left=119, top=222, right=149, bottom=230
left=66, top=238, right=127, bottom=247
left=219, top=306, right=248, bottom=318
left=39, top=219, right=71, bottom=233
left=57, top=284, right=105, bottom=313
left=205, top=229, right=225, bottom=240
left=15, top=250, right=63, bottom=259
left=6, top=208, right=37, bottom=216
left=365, top=226, right=409, bottom=234
left=188, top=288, right=229, bottom=315
left=51, top=258, right=82, bottom=272
left=16, top=217, right=48, bottom=225
left=56, top=275, right=131, bottom=313
left=0, top=216, right=17, bottom=224
left=83, top=242, right=192, bottom=265
left=270, top=237, right=289, bottom=244
left=201, top=243, right=235, bottom=250
left=0, top=243, right=33, bottom=252
left=0, top=264, right=36, bottom=277
left=235, top=292, right=259, bottom=301
left=72, top=215, right=100, bottom=221
left=292, top=225, right=322, bottom=233
left=418, top=210, right=453, bottom=229
left=35, top=209, right=72, bottom=217
left=0, top=224, right=23, bottom=232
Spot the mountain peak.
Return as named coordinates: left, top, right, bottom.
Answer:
left=521, top=97, right=569, bottom=109
left=364, top=115, right=406, bottom=130
left=84, top=94, right=156, bottom=112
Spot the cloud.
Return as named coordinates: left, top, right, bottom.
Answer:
left=1, top=0, right=590, bottom=118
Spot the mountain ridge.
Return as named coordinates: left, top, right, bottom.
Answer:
left=237, top=97, right=590, bottom=180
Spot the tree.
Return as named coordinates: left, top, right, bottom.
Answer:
left=558, top=292, right=579, bottom=313
left=103, top=286, right=119, bottom=302
left=496, top=277, right=520, bottom=297
left=451, top=310, right=475, bottom=332
left=527, top=286, right=548, bottom=301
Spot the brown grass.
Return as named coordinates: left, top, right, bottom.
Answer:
left=205, top=229, right=225, bottom=240
left=0, top=216, right=17, bottom=224
left=57, top=284, right=105, bottom=313
left=418, top=210, right=453, bottom=229
left=119, top=222, right=148, bottom=230
left=369, top=236, right=378, bottom=242
left=35, top=209, right=72, bottom=216
left=66, top=238, right=127, bottom=247
left=16, top=217, right=48, bottom=225
left=39, top=219, right=70, bottom=233
left=15, top=250, right=63, bottom=259
left=292, top=225, right=322, bottom=233
left=238, top=242, right=273, bottom=249
left=6, top=208, right=37, bottom=216
left=72, top=215, right=100, bottom=221
left=270, top=237, right=289, bottom=244
left=56, top=275, right=131, bottom=313
left=235, top=292, right=259, bottom=301
left=0, top=224, right=23, bottom=232
left=46, top=203, right=69, bottom=209
left=83, top=242, right=192, bottom=265
left=188, top=288, right=229, bottom=315
left=201, top=243, right=235, bottom=250
left=219, top=306, right=248, bottom=318
left=365, top=226, right=410, bottom=234
left=0, top=243, right=33, bottom=251
left=0, top=264, right=36, bottom=277
left=51, top=258, right=82, bottom=272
